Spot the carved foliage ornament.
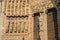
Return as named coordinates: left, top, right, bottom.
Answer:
left=31, top=0, right=55, bottom=13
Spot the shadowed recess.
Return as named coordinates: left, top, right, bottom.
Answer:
left=34, top=12, right=41, bottom=40
left=47, top=7, right=59, bottom=40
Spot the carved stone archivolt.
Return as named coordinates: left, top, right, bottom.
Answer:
left=2, top=0, right=60, bottom=40
left=31, top=0, right=54, bottom=13
left=31, top=0, right=60, bottom=13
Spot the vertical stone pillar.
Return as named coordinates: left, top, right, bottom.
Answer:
left=43, top=11, right=48, bottom=40
left=28, top=15, right=34, bottom=40
left=39, top=13, right=45, bottom=40
left=39, top=10, right=48, bottom=40
left=0, top=0, right=5, bottom=40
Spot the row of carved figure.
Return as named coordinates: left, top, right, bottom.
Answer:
left=4, top=0, right=31, bottom=16
left=6, top=17, right=29, bottom=33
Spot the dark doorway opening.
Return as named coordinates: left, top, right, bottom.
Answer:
left=33, top=12, right=41, bottom=40
left=47, top=7, right=59, bottom=40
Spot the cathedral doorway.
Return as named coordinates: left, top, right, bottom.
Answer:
left=47, top=8, right=59, bottom=40
left=33, top=12, right=40, bottom=40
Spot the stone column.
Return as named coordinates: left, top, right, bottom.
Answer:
left=39, top=10, right=48, bottom=40
left=0, top=0, right=5, bottom=38
left=28, top=15, right=34, bottom=40
left=0, top=0, right=2, bottom=13
left=43, top=11, right=48, bottom=40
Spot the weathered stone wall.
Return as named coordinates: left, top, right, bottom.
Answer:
left=0, top=0, right=60, bottom=40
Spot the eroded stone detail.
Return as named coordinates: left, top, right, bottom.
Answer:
left=1, top=0, right=60, bottom=40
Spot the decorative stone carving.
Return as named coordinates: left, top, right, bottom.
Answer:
left=31, top=0, right=54, bottom=13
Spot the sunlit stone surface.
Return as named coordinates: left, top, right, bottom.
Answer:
left=0, top=0, right=60, bottom=40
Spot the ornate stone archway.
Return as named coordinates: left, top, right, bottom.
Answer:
left=1, top=0, right=60, bottom=40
